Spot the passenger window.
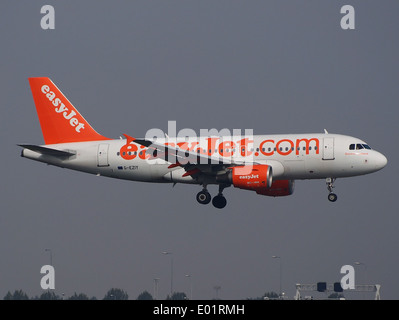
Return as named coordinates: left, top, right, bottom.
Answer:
left=349, top=144, right=355, bottom=150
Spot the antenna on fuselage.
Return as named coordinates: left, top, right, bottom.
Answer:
left=324, top=129, right=329, bottom=134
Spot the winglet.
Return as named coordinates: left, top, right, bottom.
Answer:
left=168, top=162, right=181, bottom=169
left=123, top=134, right=136, bottom=144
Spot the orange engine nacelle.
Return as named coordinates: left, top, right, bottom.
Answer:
left=231, top=165, right=273, bottom=190
left=223, top=165, right=294, bottom=197
left=255, top=180, right=295, bottom=197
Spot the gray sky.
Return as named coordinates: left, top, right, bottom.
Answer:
left=1, top=1, right=398, bottom=300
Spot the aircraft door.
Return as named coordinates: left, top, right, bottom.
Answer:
left=97, top=143, right=110, bottom=167
left=322, top=137, right=335, bottom=160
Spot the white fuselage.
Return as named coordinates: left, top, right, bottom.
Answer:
left=21, top=133, right=387, bottom=185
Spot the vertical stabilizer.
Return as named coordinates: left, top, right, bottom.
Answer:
left=28, top=77, right=111, bottom=144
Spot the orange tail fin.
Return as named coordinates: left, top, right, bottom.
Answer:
left=28, top=77, right=111, bottom=144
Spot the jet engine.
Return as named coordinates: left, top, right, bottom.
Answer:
left=217, top=165, right=294, bottom=197
left=255, top=179, right=295, bottom=197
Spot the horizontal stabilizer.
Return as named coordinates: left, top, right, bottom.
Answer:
left=18, top=144, right=76, bottom=158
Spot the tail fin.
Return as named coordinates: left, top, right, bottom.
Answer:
left=28, top=77, right=111, bottom=144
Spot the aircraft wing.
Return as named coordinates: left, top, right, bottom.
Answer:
left=126, top=135, right=254, bottom=178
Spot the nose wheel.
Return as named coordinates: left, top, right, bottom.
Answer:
left=328, top=193, right=338, bottom=202
left=326, top=178, right=338, bottom=202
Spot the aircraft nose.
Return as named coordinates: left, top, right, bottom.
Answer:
left=374, top=152, right=388, bottom=171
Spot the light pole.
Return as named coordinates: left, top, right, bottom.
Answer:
left=213, top=285, right=221, bottom=300
left=185, top=274, right=192, bottom=300
left=272, top=255, right=282, bottom=298
left=153, top=278, right=160, bottom=300
left=355, top=261, right=367, bottom=299
left=162, top=251, right=173, bottom=296
left=354, top=261, right=367, bottom=282
left=45, top=248, right=53, bottom=266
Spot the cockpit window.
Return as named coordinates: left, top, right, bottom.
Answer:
left=350, top=143, right=372, bottom=150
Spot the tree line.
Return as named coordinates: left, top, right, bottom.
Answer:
left=3, top=288, right=191, bottom=300
left=3, top=288, right=283, bottom=300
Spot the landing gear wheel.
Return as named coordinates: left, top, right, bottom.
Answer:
left=196, top=190, right=211, bottom=205
left=328, top=193, right=338, bottom=202
left=212, top=195, right=227, bottom=209
left=326, top=178, right=337, bottom=202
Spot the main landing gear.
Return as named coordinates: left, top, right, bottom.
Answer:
left=326, top=178, right=338, bottom=202
left=196, top=185, right=227, bottom=209
left=196, top=189, right=211, bottom=205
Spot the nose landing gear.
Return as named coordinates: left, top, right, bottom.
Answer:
left=326, top=178, right=338, bottom=202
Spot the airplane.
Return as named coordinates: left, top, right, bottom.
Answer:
left=19, top=77, right=388, bottom=209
